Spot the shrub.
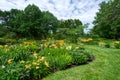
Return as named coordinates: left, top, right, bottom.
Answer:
left=39, top=48, right=72, bottom=70
left=0, top=41, right=39, bottom=65
left=98, top=42, right=111, bottom=48
left=98, top=40, right=120, bottom=49
left=98, top=42, right=106, bottom=47
left=4, top=32, right=16, bottom=39
left=47, top=54, right=72, bottom=70
left=112, top=41, right=120, bottom=49
left=0, top=26, right=9, bottom=37
left=0, top=38, right=16, bottom=45
left=69, top=47, right=92, bottom=64
left=104, top=43, right=111, bottom=48
left=78, top=38, right=96, bottom=45
left=0, top=39, right=93, bottom=79
left=0, top=56, right=50, bottom=80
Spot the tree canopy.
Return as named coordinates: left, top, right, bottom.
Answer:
left=0, top=4, right=59, bottom=38
left=92, top=0, right=120, bottom=39
left=0, top=4, right=83, bottom=39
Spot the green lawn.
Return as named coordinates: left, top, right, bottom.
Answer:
left=42, top=45, right=120, bottom=80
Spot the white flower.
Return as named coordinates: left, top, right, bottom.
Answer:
left=2, top=65, right=5, bottom=68
left=66, top=46, right=72, bottom=50
left=75, top=47, right=79, bottom=49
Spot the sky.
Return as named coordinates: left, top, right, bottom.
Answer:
left=0, top=0, right=108, bottom=29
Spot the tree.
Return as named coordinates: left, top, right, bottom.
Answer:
left=16, top=4, right=42, bottom=38
left=93, top=0, right=120, bottom=39
left=55, top=19, right=83, bottom=42
left=41, top=11, right=59, bottom=37
left=0, top=4, right=84, bottom=39
left=0, top=4, right=59, bottom=39
left=59, top=19, right=82, bottom=28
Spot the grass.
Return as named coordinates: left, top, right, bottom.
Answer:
left=42, top=45, right=120, bottom=80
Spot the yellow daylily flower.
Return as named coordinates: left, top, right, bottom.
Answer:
left=44, top=61, right=49, bottom=67
left=36, top=66, right=40, bottom=69
left=25, top=64, right=31, bottom=69
left=33, top=52, right=38, bottom=58
left=8, top=59, right=13, bottom=64
left=20, top=60, right=25, bottom=64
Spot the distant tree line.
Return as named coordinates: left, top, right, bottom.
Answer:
left=0, top=4, right=83, bottom=39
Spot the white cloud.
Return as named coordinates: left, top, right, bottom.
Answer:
left=0, top=0, right=108, bottom=28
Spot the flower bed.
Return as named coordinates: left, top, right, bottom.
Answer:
left=0, top=39, right=93, bottom=80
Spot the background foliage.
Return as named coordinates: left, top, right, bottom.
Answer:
left=92, top=0, right=120, bottom=39
left=0, top=4, right=83, bottom=40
